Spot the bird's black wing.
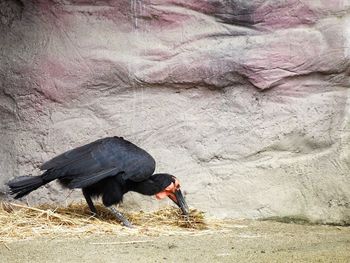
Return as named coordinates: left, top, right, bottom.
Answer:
left=41, top=137, right=156, bottom=189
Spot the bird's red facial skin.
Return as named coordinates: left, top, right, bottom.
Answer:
left=155, top=179, right=180, bottom=201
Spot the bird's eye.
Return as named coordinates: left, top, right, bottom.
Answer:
left=173, top=178, right=181, bottom=190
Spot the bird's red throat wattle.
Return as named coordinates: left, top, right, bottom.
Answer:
left=155, top=179, right=180, bottom=202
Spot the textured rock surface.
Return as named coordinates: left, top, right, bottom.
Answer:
left=1, top=0, right=350, bottom=223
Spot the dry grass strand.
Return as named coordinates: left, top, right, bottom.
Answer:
left=0, top=202, right=207, bottom=244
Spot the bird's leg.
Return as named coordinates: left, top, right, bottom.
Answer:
left=82, top=190, right=97, bottom=215
left=108, top=206, right=133, bottom=228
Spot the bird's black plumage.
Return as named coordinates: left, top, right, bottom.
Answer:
left=7, top=136, right=189, bottom=226
left=42, top=136, right=156, bottom=188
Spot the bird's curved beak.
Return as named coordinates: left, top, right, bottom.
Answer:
left=171, top=189, right=189, bottom=215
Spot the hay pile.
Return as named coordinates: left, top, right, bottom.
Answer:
left=0, top=202, right=207, bottom=244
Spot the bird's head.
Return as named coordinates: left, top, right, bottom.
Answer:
left=151, top=173, right=189, bottom=215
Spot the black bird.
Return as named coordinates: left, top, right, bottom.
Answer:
left=7, top=136, right=189, bottom=227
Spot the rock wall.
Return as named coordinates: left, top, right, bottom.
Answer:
left=1, top=0, right=350, bottom=224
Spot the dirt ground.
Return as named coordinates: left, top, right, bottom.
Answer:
left=1, top=220, right=349, bottom=263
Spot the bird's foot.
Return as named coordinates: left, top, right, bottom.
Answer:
left=90, top=212, right=98, bottom=218
left=108, top=206, right=134, bottom=228
left=122, top=220, right=134, bottom=228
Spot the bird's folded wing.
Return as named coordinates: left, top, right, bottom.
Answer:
left=39, top=136, right=155, bottom=187
left=66, top=167, right=121, bottom=188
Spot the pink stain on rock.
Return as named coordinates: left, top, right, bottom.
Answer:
left=19, top=0, right=350, bottom=95
left=35, top=56, right=90, bottom=103
left=253, top=0, right=318, bottom=29
left=241, top=28, right=326, bottom=89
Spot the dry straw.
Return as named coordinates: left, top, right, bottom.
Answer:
left=0, top=202, right=208, bottom=244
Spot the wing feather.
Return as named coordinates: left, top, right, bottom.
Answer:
left=67, top=167, right=121, bottom=188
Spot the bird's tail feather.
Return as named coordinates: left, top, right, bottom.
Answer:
left=7, top=175, right=46, bottom=199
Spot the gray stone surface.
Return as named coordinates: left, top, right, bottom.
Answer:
left=0, top=0, right=350, bottom=224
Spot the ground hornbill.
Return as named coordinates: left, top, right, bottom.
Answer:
left=7, top=136, right=189, bottom=227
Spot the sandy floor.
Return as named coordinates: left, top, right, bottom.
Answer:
left=1, top=220, right=349, bottom=263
